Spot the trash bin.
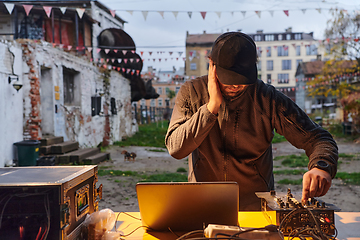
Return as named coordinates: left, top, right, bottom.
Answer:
left=13, top=140, right=40, bottom=166
left=342, top=122, right=352, bottom=135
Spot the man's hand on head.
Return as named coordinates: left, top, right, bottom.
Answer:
left=302, top=168, right=332, bottom=202
left=207, top=60, right=222, bottom=115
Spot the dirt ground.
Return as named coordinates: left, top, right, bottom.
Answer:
left=97, top=138, right=360, bottom=213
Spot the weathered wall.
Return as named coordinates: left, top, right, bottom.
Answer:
left=0, top=39, right=137, bottom=166
left=0, top=40, right=23, bottom=167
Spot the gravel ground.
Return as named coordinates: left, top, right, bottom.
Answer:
left=97, top=138, right=360, bottom=213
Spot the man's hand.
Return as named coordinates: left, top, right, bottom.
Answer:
left=207, top=60, right=222, bottom=114
left=302, top=168, right=332, bottom=202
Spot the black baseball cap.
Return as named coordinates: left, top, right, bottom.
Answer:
left=210, top=32, right=258, bottom=85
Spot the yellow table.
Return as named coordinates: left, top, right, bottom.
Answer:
left=115, top=212, right=360, bottom=240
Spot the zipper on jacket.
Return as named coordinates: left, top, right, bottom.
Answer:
left=223, top=106, right=227, bottom=181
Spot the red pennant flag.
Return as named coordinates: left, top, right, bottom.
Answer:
left=23, top=5, right=33, bottom=16
left=149, top=51, right=153, bottom=56
left=43, top=6, right=52, bottom=18
left=200, top=12, right=207, bottom=19
left=169, top=51, right=173, bottom=56
left=159, top=59, right=161, bottom=62
left=113, top=49, right=118, bottom=53
left=110, top=10, right=116, bottom=17
left=96, top=48, right=101, bottom=53
left=283, top=10, right=289, bottom=16
left=124, top=59, right=128, bottom=64
left=131, top=50, right=135, bottom=54
left=140, top=51, right=144, bottom=56
left=117, top=67, right=120, bottom=71
left=122, top=50, right=127, bottom=55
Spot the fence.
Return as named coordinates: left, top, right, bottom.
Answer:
left=133, top=106, right=172, bottom=125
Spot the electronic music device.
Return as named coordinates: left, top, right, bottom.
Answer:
left=0, top=166, right=102, bottom=240
left=256, top=189, right=340, bottom=236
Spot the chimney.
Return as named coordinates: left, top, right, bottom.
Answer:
left=203, top=30, right=206, bottom=34
left=186, top=31, right=189, bottom=37
left=286, top=27, right=292, bottom=33
left=256, top=30, right=263, bottom=34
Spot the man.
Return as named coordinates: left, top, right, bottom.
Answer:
left=165, top=32, right=338, bottom=210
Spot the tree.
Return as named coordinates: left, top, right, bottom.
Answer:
left=306, top=9, right=360, bottom=131
left=325, top=9, right=360, bottom=64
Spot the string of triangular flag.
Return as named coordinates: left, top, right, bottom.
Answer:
left=122, top=7, right=357, bottom=20
left=3, top=3, right=89, bottom=19
left=2, top=3, right=358, bottom=21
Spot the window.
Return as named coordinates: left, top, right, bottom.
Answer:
left=175, top=86, right=181, bottom=94
left=278, top=73, right=289, bottom=84
left=294, top=33, right=302, bottom=40
left=257, top=60, right=261, bottom=71
left=282, top=60, right=291, bottom=70
left=63, top=68, right=80, bottom=106
left=254, top=35, right=262, bottom=41
left=165, top=87, right=170, bottom=95
left=266, top=46, right=271, bottom=57
left=286, top=34, right=291, bottom=40
left=190, top=63, right=197, bottom=70
left=265, top=34, right=274, bottom=41
left=257, top=47, right=262, bottom=57
left=266, top=60, right=273, bottom=71
left=158, top=98, right=163, bottom=107
left=306, top=44, right=318, bottom=55
left=296, top=45, right=300, bottom=56
left=296, top=59, right=302, bottom=69
left=267, top=74, right=271, bottom=84
left=278, top=46, right=289, bottom=56
left=150, top=99, right=155, bottom=107
left=278, top=34, right=283, bottom=40
left=141, top=99, right=146, bottom=106
left=110, top=98, right=117, bottom=115
left=157, top=87, right=162, bottom=95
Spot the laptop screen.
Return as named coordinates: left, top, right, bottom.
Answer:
left=136, top=182, right=239, bottom=231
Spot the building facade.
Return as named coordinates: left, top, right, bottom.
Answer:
left=0, top=1, right=139, bottom=167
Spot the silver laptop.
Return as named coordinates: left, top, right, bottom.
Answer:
left=136, top=182, right=239, bottom=231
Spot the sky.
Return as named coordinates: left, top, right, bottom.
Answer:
left=99, top=0, right=360, bottom=72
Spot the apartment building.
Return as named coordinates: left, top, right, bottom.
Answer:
left=185, top=28, right=330, bottom=101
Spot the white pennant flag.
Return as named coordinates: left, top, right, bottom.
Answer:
left=158, top=11, right=164, bottom=19
left=215, top=11, right=221, bottom=18
left=118, top=59, right=122, bottom=63
left=316, top=8, right=321, bottom=14
left=241, top=11, right=246, bottom=17
left=126, top=10, right=133, bottom=15
left=172, top=11, right=178, bottom=19
left=60, top=7, right=67, bottom=14
left=142, top=11, right=148, bottom=20
left=130, top=59, right=134, bottom=63
left=301, top=9, right=306, bottom=14
left=269, top=10, right=274, bottom=17
left=4, top=3, right=14, bottom=14
left=105, top=49, right=110, bottom=54
left=122, top=50, right=127, bottom=55
left=76, top=8, right=85, bottom=19
left=255, top=11, right=261, bottom=18
left=187, top=12, right=192, bottom=18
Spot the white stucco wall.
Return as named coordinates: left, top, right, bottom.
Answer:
left=0, top=40, right=137, bottom=166
left=0, top=41, right=24, bottom=167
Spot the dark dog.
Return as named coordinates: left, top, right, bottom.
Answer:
left=121, top=150, right=137, bottom=162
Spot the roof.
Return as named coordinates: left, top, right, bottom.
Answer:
left=186, top=33, right=220, bottom=46
left=297, top=60, right=357, bottom=76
